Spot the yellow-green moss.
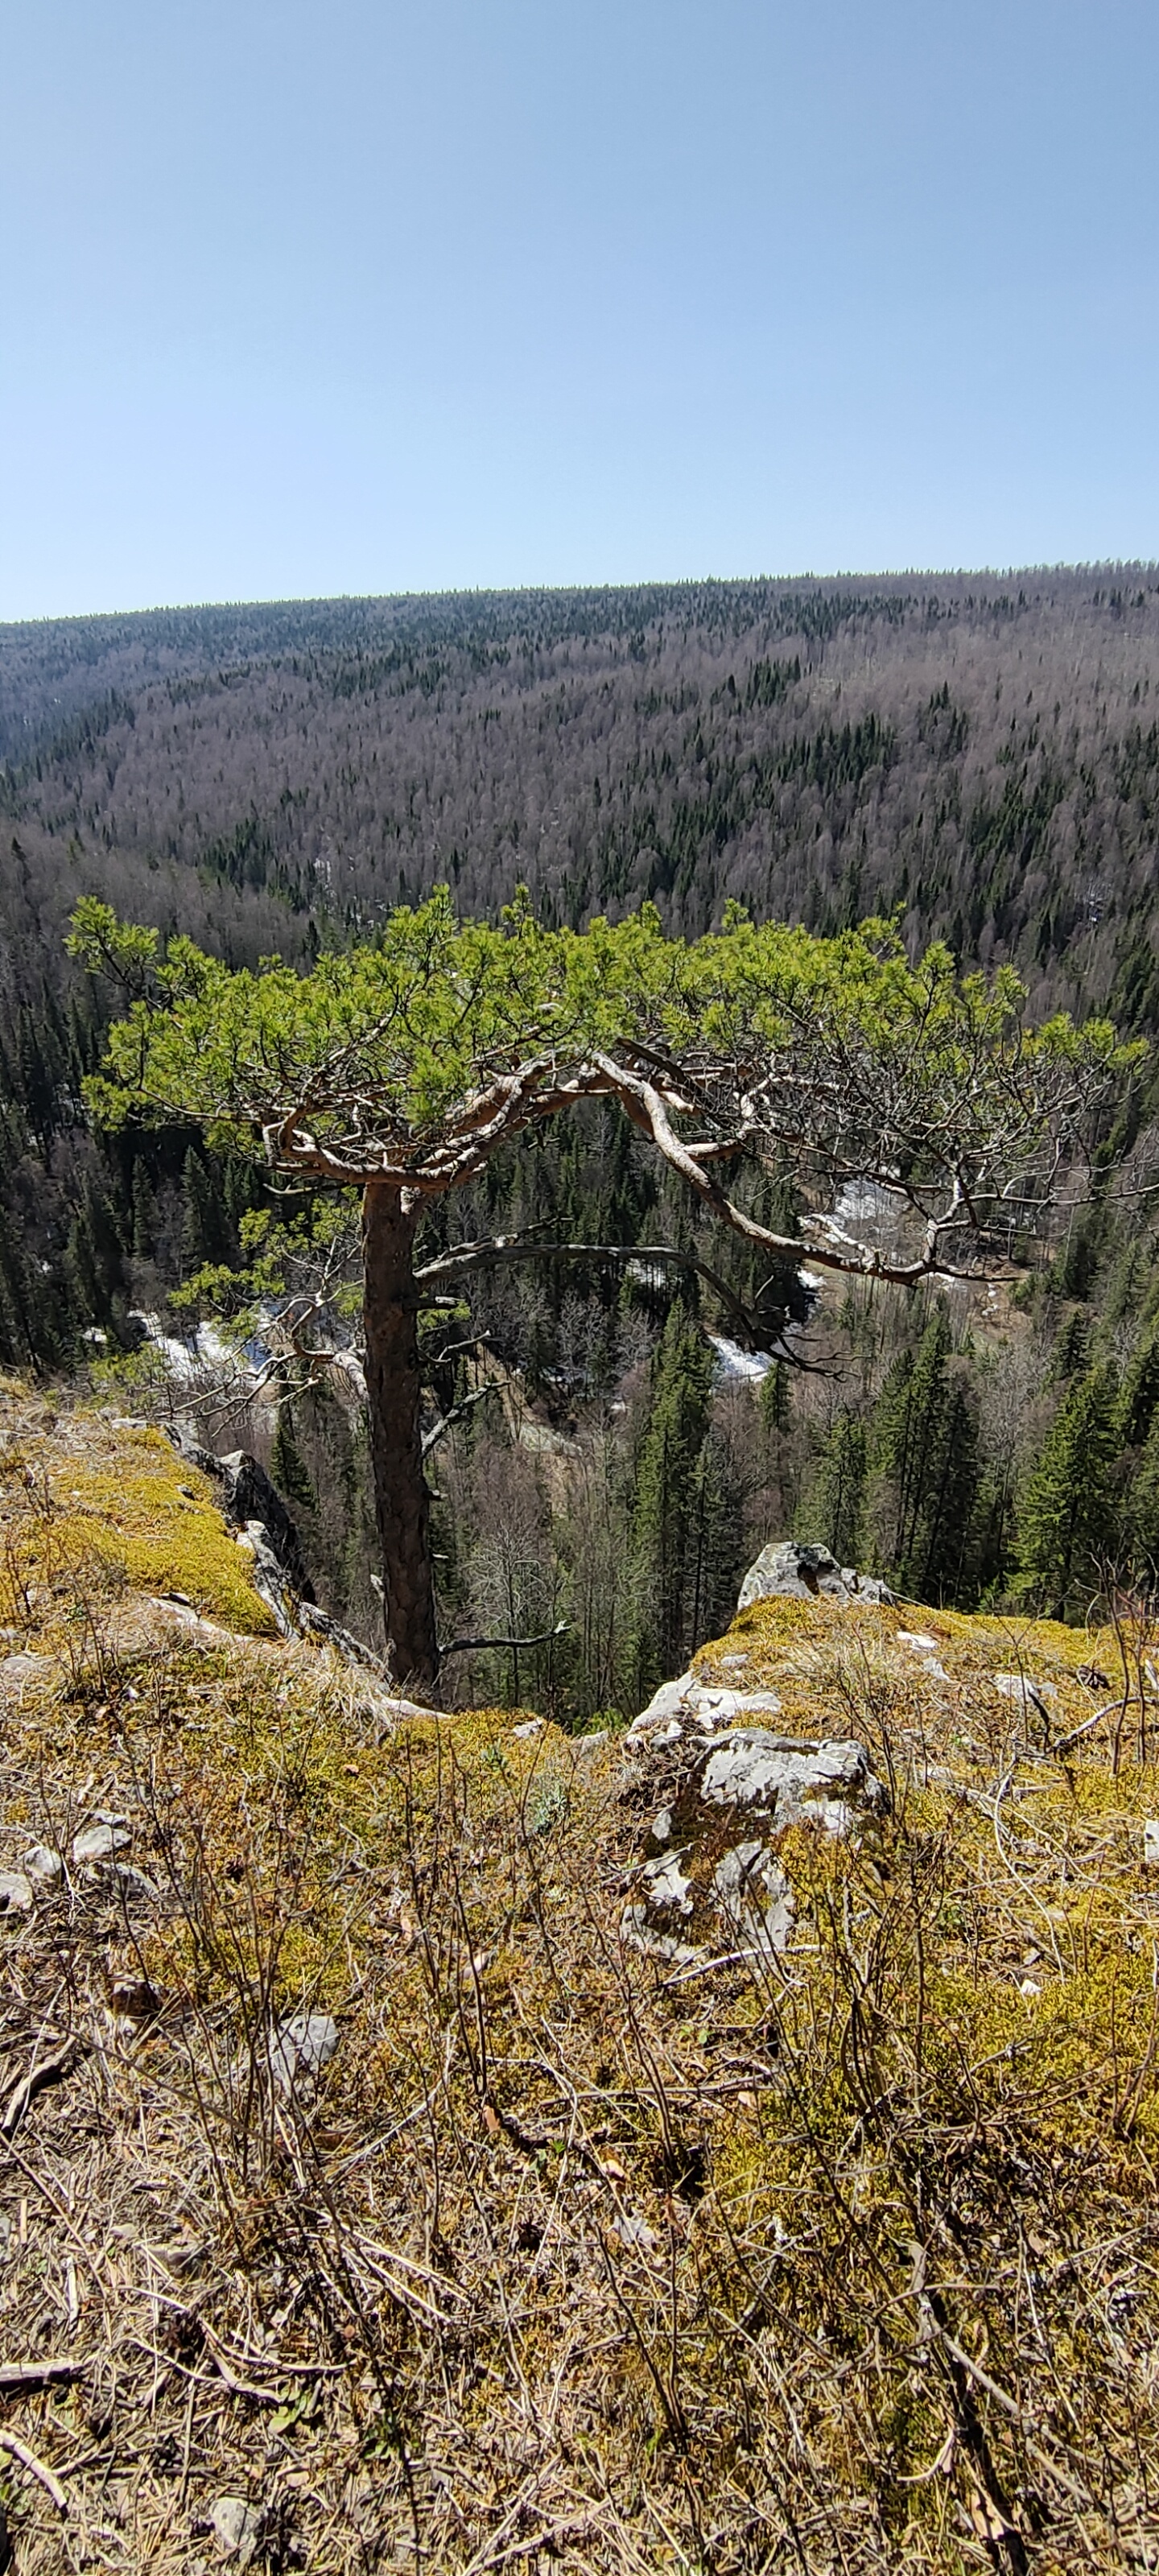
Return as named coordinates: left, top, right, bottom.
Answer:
left=0, top=1415, right=276, bottom=1637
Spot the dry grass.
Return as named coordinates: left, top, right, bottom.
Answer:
left=1, top=1386, right=1159, bottom=2571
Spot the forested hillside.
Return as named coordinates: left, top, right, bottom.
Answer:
left=6, top=569, right=1159, bottom=1707
left=6, top=572, right=1159, bottom=1019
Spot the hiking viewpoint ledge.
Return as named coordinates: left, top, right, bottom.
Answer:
left=0, top=1394, right=1157, bottom=2573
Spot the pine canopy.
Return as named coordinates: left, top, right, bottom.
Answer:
left=68, top=890, right=1134, bottom=1288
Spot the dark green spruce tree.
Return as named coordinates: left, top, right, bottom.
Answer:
left=1017, top=1362, right=1120, bottom=1619
left=868, top=1307, right=980, bottom=1602
left=270, top=1402, right=319, bottom=1514
left=806, top=1410, right=868, bottom=1567
left=629, top=1302, right=716, bottom=1688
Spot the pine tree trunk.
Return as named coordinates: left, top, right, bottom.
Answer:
left=361, top=1181, right=439, bottom=1698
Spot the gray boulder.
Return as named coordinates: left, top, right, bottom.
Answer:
left=697, top=1729, right=885, bottom=1835
left=22, top=1843, right=62, bottom=1885
left=271, top=2010, right=340, bottom=2099
left=628, top=1670, right=784, bottom=1744
left=217, top=1451, right=313, bottom=1597
left=72, top=1817, right=131, bottom=1865
left=621, top=1714, right=887, bottom=1967
left=737, top=1539, right=894, bottom=1611
left=208, top=2496, right=262, bottom=2562
left=0, top=1651, right=54, bottom=1690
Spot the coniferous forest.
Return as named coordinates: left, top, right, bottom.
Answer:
left=6, top=568, right=1159, bottom=1717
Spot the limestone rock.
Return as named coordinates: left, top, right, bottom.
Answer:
left=0, top=1870, right=35, bottom=1914
left=160, top=1426, right=313, bottom=1636
left=217, top=1451, right=312, bottom=1594
left=271, top=2010, right=339, bottom=2099
left=0, top=1650, right=53, bottom=1690
left=896, top=1629, right=951, bottom=1680
left=621, top=1716, right=886, bottom=1967
left=233, top=1519, right=295, bottom=1636
left=72, top=1818, right=131, bottom=1865
left=711, top=1840, right=794, bottom=1960
left=209, top=2496, right=261, bottom=2561
left=612, top=2211, right=658, bottom=2252
left=737, top=1540, right=894, bottom=1611
left=22, top=1843, right=62, bottom=1884
left=991, top=1671, right=1058, bottom=1736
left=992, top=1670, right=1058, bottom=1708
left=698, top=1730, right=886, bottom=1836
left=163, top=1428, right=312, bottom=1593
left=627, top=1670, right=783, bottom=1744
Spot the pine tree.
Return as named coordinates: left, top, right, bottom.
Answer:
left=1103, top=1238, right=1146, bottom=1331
left=1017, top=1363, right=1120, bottom=1618
left=1120, top=1323, right=1159, bottom=1448
left=223, top=1153, right=261, bottom=1254
left=66, top=1177, right=126, bottom=1331
left=759, top=1358, right=790, bottom=1435
left=69, top=887, right=1128, bottom=1693
left=870, top=1345, right=918, bottom=1570
left=1050, top=1308, right=1090, bottom=1381
left=1051, top=1204, right=1103, bottom=1301
left=131, top=1162, right=159, bottom=1261
left=180, top=1148, right=226, bottom=1273
left=16, top=1006, right=61, bottom=1153
left=0, top=1205, right=37, bottom=1370
left=914, top=1379, right=978, bottom=1603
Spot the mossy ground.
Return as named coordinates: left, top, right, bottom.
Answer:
left=0, top=1390, right=1157, bottom=2570
left=1, top=1398, right=278, bottom=1638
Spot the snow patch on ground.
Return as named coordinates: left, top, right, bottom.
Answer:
left=130, top=1311, right=267, bottom=1385
left=708, top=1334, right=774, bottom=1382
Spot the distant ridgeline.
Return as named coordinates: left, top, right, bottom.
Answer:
left=5, top=572, right=1159, bottom=1653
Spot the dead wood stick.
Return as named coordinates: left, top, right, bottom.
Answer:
left=0, top=2358, right=85, bottom=2392
left=0, top=2426, right=68, bottom=2514
left=153, top=2301, right=344, bottom=2388
left=2, top=2038, right=89, bottom=2140
left=2, top=2132, right=109, bottom=2301
left=198, top=2322, right=295, bottom=2406
left=179, top=2377, right=196, bottom=2508
left=931, top=2319, right=1092, bottom=2509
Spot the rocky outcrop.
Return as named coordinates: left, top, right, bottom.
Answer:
left=140, top=1419, right=435, bottom=1707
left=737, top=1539, right=895, bottom=1611
left=217, top=1449, right=313, bottom=1598
left=627, top=1670, right=786, bottom=1740
left=622, top=1660, right=887, bottom=1967
left=619, top=1545, right=897, bottom=1967
left=161, top=1426, right=313, bottom=1632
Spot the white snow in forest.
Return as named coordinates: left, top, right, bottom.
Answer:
left=708, top=1333, right=773, bottom=1382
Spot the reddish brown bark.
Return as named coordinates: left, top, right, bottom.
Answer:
left=361, top=1181, right=439, bottom=1697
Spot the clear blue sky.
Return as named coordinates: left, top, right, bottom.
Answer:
left=3, top=0, right=1157, bottom=618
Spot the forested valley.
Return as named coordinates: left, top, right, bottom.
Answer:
left=5, top=568, right=1159, bottom=1720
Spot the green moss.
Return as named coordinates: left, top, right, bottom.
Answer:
left=0, top=1416, right=276, bottom=1636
